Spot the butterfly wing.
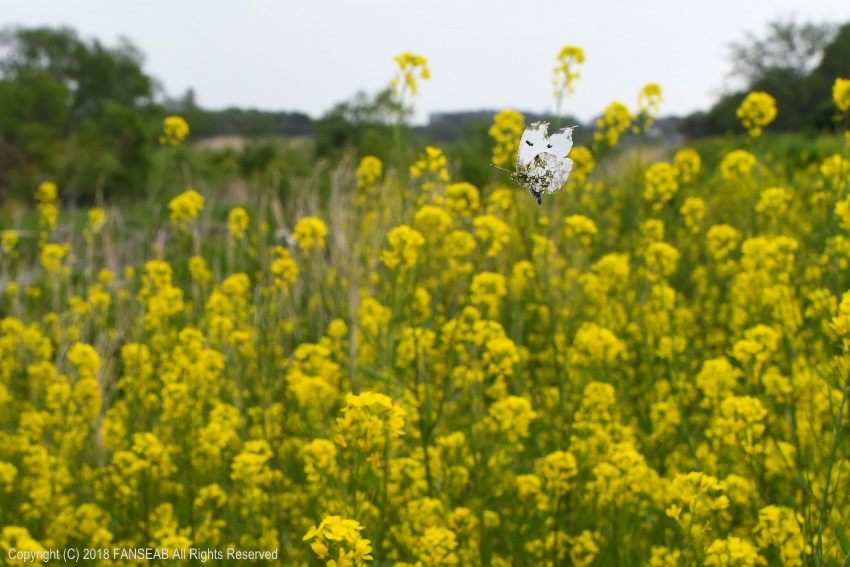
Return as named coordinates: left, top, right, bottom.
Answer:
left=512, top=153, right=572, bottom=203
left=545, top=126, right=575, bottom=158
left=538, top=154, right=573, bottom=194
left=517, top=121, right=550, bottom=167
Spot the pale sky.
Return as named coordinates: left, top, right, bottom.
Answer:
left=3, top=1, right=850, bottom=124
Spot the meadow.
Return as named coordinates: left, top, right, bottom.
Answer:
left=1, top=51, right=850, bottom=566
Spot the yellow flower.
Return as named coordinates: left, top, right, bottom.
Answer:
left=356, top=155, right=383, bottom=191
left=1, top=230, right=18, bottom=256
left=271, top=246, right=299, bottom=290
left=537, top=450, right=579, bottom=497
left=509, top=260, right=535, bottom=297
left=473, top=214, right=511, bottom=257
left=594, top=101, right=634, bottom=148
left=445, top=182, right=480, bottom=216
left=85, top=207, right=106, bottom=240
left=564, top=214, right=598, bottom=247
left=737, top=91, right=777, bottom=137
left=301, top=439, right=339, bottom=483
left=570, top=323, right=626, bottom=366
left=569, top=530, right=600, bottom=567
left=644, top=162, right=678, bottom=208
left=755, top=505, right=807, bottom=567
left=720, top=150, right=757, bottom=180
left=489, top=109, right=525, bottom=167
left=293, top=216, right=329, bottom=255
left=673, top=148, right=701, bottom=183
left=470, top=272, right=508, bottom=318
left=485, top=396, right=537, bottom=443
left=680, top=197, right=707, bottom=233
left=35, top=181, right=58, bottom=206
left=392, top=52, right=430, bottom=99
left=410, top=146, right=450, bottom=189
left=35, top=182, right=60, bottom=238
left=636, top=83, right=663, bottom=131
left=227, top=207, right=250, bottom=239
left=821, top=154, right=850, bottom=189
left=168, top=189, right=205, bottom=231
left=335, top=391, right=406, bottom=453
left=381, top=225, right=425, bottom=270
left=553, top=46, right=585, bottom=111
left=568, top=146, right=596, bottom=185
left=68, top=342, right=102, bottom=380
left=40, top=243, right=70, bottom=276
left=833, top=77, right=850, bottom=112
left=413, top=205, right=452, bottom=242
left=160, top=115, right=190, bottom=145
left=756, top=187, right=792, bottom=218
left=189, top=255, right=213, bottom=285
left=303, top=516, right=374, bottom=565
left=704, top=537, right=766, bottom=566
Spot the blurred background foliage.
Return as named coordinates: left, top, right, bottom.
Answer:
left=0, top=21, right=847, bottom=206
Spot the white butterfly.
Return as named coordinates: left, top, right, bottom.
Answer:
left=511, top=121, right=575, bottom=205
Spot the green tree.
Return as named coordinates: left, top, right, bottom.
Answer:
left=0, top=26, right=155, bottom=201
left=0, top=69, right=70, bottom=199
left=64, top=102, right=152, bottom=202
left=682, top=20, right=849, bottom=137
left=0, top=26, right=153, bottom=125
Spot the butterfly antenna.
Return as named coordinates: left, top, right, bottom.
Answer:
left=490, top=164, right=512, bottom=174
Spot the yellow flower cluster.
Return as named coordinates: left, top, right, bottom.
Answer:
left=594, top=101, right=634, bottom=148
left=644, top=162, right=679, bottom=211
left=35, top=181, right=59, bottom=237
left=159, top=115, right=190, bottom=145
left=303, top=516, right=373, bottom=566
left=488, top=109, right=525, bottom=168
left=356, top=155, right=383, bottom=191
left=636, top=83, right=664, bottom=132
left=392, top=52, right=430, bottom=100
left=410, top=146, right=450, bottom=191
left=168, top=188, right=205, bottom=232
left=833, top=77, right=850, bottom=112
left=673, top=148, right=702, bottom=184
left=552, top=45, right=585, bottom=112
left=737, top=91, right=777, bottom=137
left=293, top=216, right=329, bottom=255
left=227, top=207, right=250, bottom=239
left=721, top=150, right=757, bottom=180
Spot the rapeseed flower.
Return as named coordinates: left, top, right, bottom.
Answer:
left=553, top=45, right=585, bottom=113
left=833, top=77, right=850, bottom=112
left=168, top=189, right=205, bottom=232
left=737, top=91, right=777, bottom=137
left=160, top=115, right=190, bottom=145
left=489, top=110, right=525, bottom=168
left=594, top=101, right=634, bottom=148
left=673, top=148, right=701, bottom=184
left=392, top=52, right=430, bottom=100
left=293, top=216, right=329, bottom=255
left=720, top=150, right=757, bottom=180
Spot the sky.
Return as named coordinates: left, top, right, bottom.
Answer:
left=3, top=1, right=850, bottom=124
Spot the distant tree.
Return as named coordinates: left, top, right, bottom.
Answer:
left=64, top=102, right=152, bottom=202
left=0, top=26, right=153, bottom=126
left=0, top=69, right=70, bottom=199
left=0, top=26, right=156, bottom=200
left=728, top=20, right=837, bottom=86
left=683, top=19, right=848, bottom=138
left=314, top=88, right=406, bottom=159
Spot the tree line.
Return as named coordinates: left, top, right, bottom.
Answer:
left=0, top=22, right=847, bottom=204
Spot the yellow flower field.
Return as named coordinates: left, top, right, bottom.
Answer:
left=1, top=52, right=850, bottom=566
